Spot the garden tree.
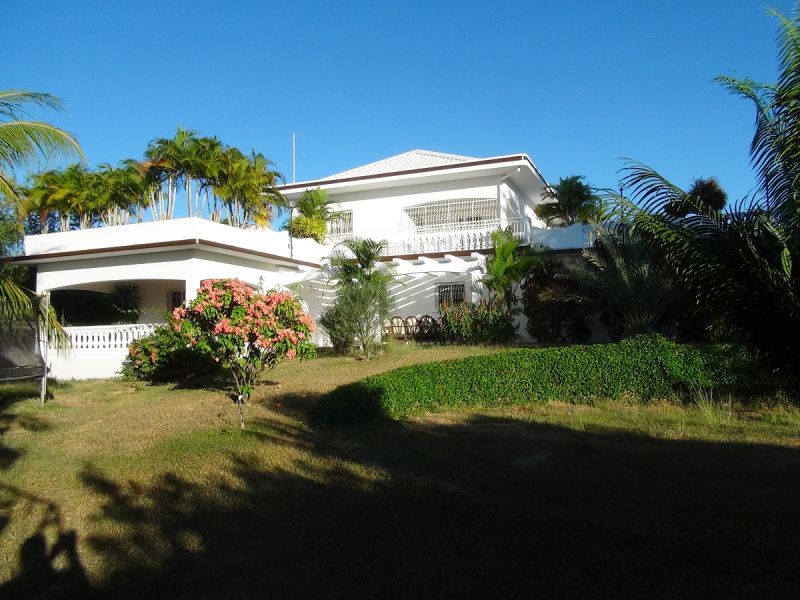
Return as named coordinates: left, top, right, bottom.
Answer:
left=145, top=127, right=196, bottom=218
left=522, top=254, right=591, bottom=344
left=172, top=279, right=316, bottom=430
left=481, top=227, right=542, bottom=313
left=284, top=188, right=332, bottom=242
left=540, top=231, right=682, bottom=340
left=535, top=175, right=602, bottom=226
left=664, top=177, right=727, bottom=218
left=214, top=147, right=285, bottom=228
left=614, top=7, right=800, bottom=375
left=0, top=89, right=81, bottom=337
left=321, top=238, right=394, bottom=358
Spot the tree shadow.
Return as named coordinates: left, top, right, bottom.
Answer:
left=0, top=382, right=52, bottom=471
left=0, top=483, right=89, bottom=599
left=1, top=406, right=796, bottom=598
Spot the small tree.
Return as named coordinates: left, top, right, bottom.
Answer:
left=173, top=279, right=316, bottom=429
left=285, top=188, right=332, bottom=243
left=321, top=238, right=393, bottom=359
left=481, top=227, right=542, bottom=313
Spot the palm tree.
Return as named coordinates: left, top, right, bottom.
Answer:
left=541, top=231, right=681, bottom=339
left=481, top=227, right=542, bottom=312
left=614, top=7, right=800, bottom=375
left=0, top=90, right=83, bottom=203
left=535, top=175, right=601, bottom=226
left=285, top=188, right=332, bottom=242
left=328, top=238, right=389, bottom=285
left=325, top=238, right=394, bottom=358
left=0, top=90, right=81, bottom=342
left=215, top=149, right=284, bottom=228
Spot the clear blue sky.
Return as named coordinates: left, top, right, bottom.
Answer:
left=6, top=0, right=793, bottom=205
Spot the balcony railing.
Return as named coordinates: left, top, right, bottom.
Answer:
left=328, top=218, right=524, bottom=255
left=61, top=323, right=158, bottom=350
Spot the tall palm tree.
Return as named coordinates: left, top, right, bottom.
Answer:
left=0, top=89, right=80, bottom=342
left=615, top=7, right=800, bottom=375
left=535, top=175, right=601, bottom=227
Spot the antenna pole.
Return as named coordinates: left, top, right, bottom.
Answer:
left=292, top=132, right=296, bottom=183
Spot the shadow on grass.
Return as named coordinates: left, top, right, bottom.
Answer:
left=0, top=381, right=57, bottom=471
left=3, top=400, right=800, bottom=598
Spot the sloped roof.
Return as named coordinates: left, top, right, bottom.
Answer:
left=323, top=149, right=478, bottom=179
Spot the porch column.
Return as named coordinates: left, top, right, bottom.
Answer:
left=497, top=180, right=509, bottom=229
left=184, top=276, right=202, bottom=302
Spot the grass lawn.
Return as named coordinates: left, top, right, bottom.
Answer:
left=1, top=344, right=799, bottom=598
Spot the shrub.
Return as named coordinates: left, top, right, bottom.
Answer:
left=314, top=334, right=761, bottom=423
left=286, top=214, right=327, bottom=243
left=319, top=302, right=357, bottom=354
left=438, top=300, right=515, bottom=344
left=522, top=258, right=591, bottom=344
left=122, top=323, right=219, bottom=382
left=173, top=280, right=316, bottom=428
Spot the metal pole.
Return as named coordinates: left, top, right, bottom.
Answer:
left=39, top=291, right=49, bottom=406
left=288, top=201, right=294, bottom=258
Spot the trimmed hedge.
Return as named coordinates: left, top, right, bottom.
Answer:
left=314, top=335, right=758, bottom=424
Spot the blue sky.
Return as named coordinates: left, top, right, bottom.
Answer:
left=6, top=0, right=793, bottom=208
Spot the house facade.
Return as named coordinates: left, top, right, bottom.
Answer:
left=14, top=149, right=592, bottom=379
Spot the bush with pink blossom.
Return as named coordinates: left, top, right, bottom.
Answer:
left=173, top=279, right=316, bottom=428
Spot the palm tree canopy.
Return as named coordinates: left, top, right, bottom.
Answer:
left=0, top=90, right=84, bottom=203
left=535, top=175, right=601, bottom=227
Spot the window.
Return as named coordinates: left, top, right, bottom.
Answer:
left=168, top=290, right=186, bottom=310
left=328, top=210, right=353, bottom=238
left=404, top=198, right=496, bottom=233
left=437, top=283, right=465, bottom=308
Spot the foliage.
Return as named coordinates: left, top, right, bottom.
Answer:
left=285, top=188, right=332, bottom=242
left=172, top=279, right=316, bottom=428
left=322, top=238, right=394, bottom=359
left=286, top=214, right=327, bottom=243
left=0, top=90, right=81, bottom=345
left=438, top=300, right=516, bottom=344
left=535, top=175, right=601, bottom=226
left=17, top=127, right=285, bottom=230
left=610, top=9, right=800, bottom=376
left=541, top=231, right=682, bottom=340
left=315, top=335, right=762, bottom=423
left=318, top=302, right=357, bottom=354
left=522, top=255, right=591, bottom=344
left=122, top=322, right=219, bottom=382
left=0, top=90, right=83, bottom=203
left=664, top=177, right=727, bottom=218
left=481, top=227, right=542, bottom=312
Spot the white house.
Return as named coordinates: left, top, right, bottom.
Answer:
left=13, top=149, right=592, bottom=379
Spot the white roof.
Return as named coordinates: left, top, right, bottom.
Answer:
left=323, top=149, right=477, bottom=179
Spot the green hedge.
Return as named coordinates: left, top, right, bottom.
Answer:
left=314, top=335, right=759, bottom=424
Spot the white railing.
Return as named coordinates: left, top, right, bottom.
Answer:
left=62, top=323, right=158, bottom=350
left=329, top=218, right=524, bottom=255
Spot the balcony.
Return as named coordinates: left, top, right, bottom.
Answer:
left=327, top=219, right=593, bottom=256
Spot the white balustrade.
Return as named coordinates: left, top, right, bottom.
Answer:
left=329, top=218, right=524, bottom=256
left=47, top=323, right=160, bottom=379
left=62, top=323, right=158, bottom=350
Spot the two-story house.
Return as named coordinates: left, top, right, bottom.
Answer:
left=13, top=149, right=592, bottom=379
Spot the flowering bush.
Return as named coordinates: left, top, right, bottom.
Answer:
left=173, top=279, right=316, bottom=428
